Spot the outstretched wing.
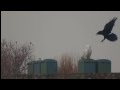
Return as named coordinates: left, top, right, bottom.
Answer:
left=106, top=33, right=118, bottom=41
left=103, top=17, right=117, bottom=34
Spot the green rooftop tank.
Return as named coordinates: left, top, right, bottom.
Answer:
left=78, top=59, right=97, bottom=73
left=27, top=59, right=42, bottom=75
left=41, top=59, right=57, bottom=75
left=96, top=59, right=111, bottom=73
left=33, top=60, right=42, bottom=75
left=27, top=61, right=36, bottom=75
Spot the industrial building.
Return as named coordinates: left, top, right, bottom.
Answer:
left=27, top=59, right=57, bottom=75
left=28, top=58, right=111, bottom=76
left=78, top=59, right=111, bottom=73
left=96, top=59, right=111, bottom=73
left=27, top=61, right=36, bottom=75
left=78, top=59, right=97, bottom=73
left=41, top=59, right=57, bottom=75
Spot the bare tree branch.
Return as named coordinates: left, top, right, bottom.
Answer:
left=1, top=39, right=34, bottom=79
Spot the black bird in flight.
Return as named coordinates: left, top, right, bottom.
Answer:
left=96, top=17, right=118, bottom=42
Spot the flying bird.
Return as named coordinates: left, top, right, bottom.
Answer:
left=96, top=17, right=118, bottom=42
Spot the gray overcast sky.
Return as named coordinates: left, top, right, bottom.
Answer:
left=1, top=11, right=120, bottom=72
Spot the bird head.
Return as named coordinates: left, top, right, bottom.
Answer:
left=96, top=31, right=103, bottom=35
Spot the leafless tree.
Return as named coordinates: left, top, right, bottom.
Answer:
left=1, top=39, right=34, bottom=79
left=58, top=53, right=78, bottom=75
